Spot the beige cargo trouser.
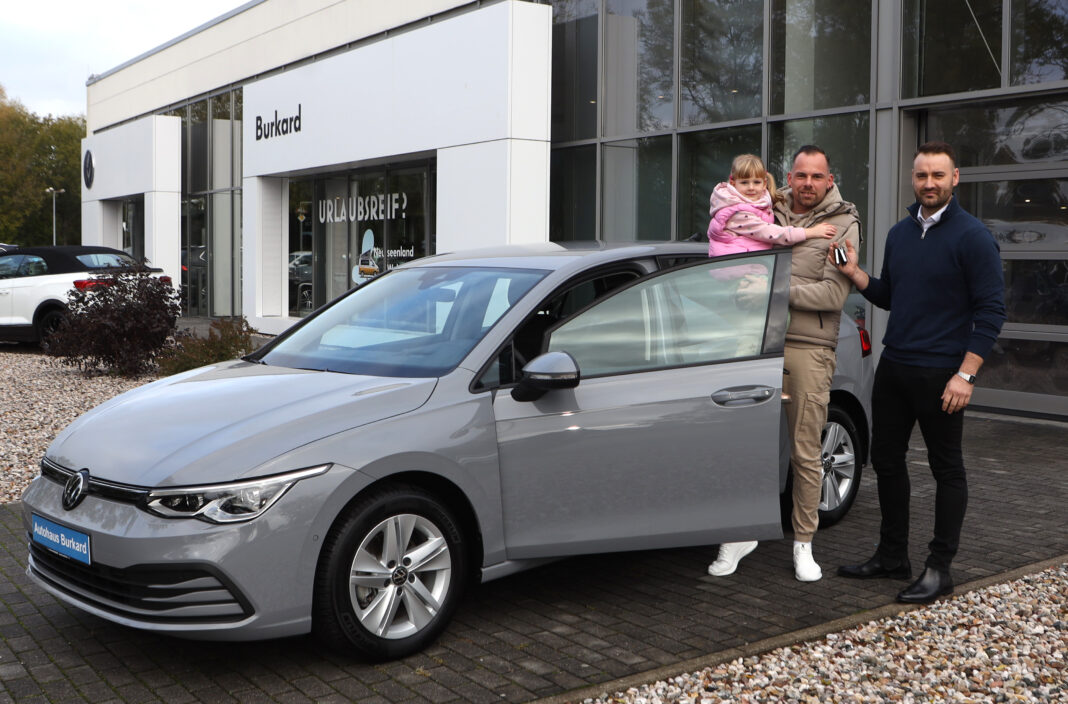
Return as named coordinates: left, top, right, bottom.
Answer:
left=783, top=344, right=837, bottom=543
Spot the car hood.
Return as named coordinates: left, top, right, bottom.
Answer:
left=45, top=360, right=436, bottom=487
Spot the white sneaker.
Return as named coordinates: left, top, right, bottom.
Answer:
left=793, top=541, right=822, bottom=582
left=707, top=541, right=758, bottom=576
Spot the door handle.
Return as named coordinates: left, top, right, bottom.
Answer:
left=711, top=385, right=775, bottom=406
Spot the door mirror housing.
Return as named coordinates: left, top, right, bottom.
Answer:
left=511, top=351, right=580, bottom=402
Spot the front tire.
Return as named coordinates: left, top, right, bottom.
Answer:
left=313, top=485, right=468, bottom=660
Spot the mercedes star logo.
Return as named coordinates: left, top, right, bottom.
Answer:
left=62, top=469, right=91, bottom=511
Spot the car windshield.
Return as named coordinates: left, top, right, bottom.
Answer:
left=76, top=252, right=138, bottom=269
left=259, top=266, right=547, bottom=377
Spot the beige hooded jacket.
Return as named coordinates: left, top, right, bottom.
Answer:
left=773, top=184, right=861, bottom=348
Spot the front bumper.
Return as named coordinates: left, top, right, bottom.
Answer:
left=21, top=463, right=365, bottom=641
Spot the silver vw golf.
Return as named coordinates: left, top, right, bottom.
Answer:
left=22, top=242, right=872, bottom=660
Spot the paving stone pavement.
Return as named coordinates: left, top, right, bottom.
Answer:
left=1, top=412, right=1066, bottom=704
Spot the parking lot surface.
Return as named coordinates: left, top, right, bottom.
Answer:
left=2, top=412, right=1066, bottom=704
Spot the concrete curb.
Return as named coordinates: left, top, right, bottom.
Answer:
left=530, top=553, right=1068, bottom=704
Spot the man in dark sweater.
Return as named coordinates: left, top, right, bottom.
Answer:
left=830, top=141, right=1006, bottom=604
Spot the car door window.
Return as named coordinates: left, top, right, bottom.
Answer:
left=0, top=255, right=24, bottom=279
left=475, top=270, right=641, bottom=389
left=17, top=256, right=48, bottom=277
left=548, top=256, right=775, bottom=377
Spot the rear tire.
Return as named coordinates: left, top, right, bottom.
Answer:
left=313, top=485, right=468, bottom=660
left=36, top=309, right=66, bottom=346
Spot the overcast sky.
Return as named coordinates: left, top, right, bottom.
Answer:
left=0, top=1, right=248, bottom=118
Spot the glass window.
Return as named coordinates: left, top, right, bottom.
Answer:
left=770, top=0, right=871, bottom=113
left=121, top=196, right=145, bottom=262
left=1001, top=260, right=1068, bottom=326
left=956, top=178, right=1068, bottom=252
left=602, top=135, right=672, bottom=241
left=680, top=0, right=762, bottom=126
left=552, top=0, right=599, bottom=141
left=189, top=100, right=209, bottom=193
left=182, top=196, right=208, bottom=316
left=604, top=0, right=675, bottom=136
left=549, top=146, right=596, bottom=241
left=678, top=125, right=762, bottom=242
left=18, top=255, right=48, bottom=276
left=0, top=255, right=24, bottom=278
left=260, top=267, right=546, bottom=377
left=211, top=192, right=234, bottom=317
left=289, top=180, right=315, bottom=317
left=548, top=256, right=774, bottom=376
left=902, top=0, right=1002, bottom=97
left=926, top=97, right=1068, bottom=166
left=211, top=93, right=233, bottom=190
left=1011, top=0, right=1068, bottom=85
left=980, top=338, right=1068, bottom=396
left=74, top=252, right=136, bottom=269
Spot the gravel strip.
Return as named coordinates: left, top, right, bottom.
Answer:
left=0, top=346, right=156, bottom=504
left=580, top=564, right=1067, bottom=703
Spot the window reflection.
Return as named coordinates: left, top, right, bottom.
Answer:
left=927, top=97, right=1068, bottom=166
left=602, top=136, right=672, bottom=241
left=604, top=0, right=675, bottom=136
left=680, top=0, right=762, bottom=125
left=1011, top=0, right=1068, bottom=85
left=956, top=178, right=1068, bottom=252
left=677, top=125, right=762, bottom=241
left=770, top=0, right=871, bottom=113
left=980, top=338, right=1068, bottom=396
left=902, top=0, right=1001, bottom=97
left=550, top=146, right=596, bottom=241
left=552, top=0, right=599, bottom=141
left=1001, top=260, right=1068, bottom=326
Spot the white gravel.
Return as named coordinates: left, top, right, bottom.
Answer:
left=0, top=346, right=156, bottom=504
left=582, top=565, right=1067, bottom=703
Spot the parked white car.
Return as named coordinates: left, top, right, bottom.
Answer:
left=0, top=245, right=169, bottom=344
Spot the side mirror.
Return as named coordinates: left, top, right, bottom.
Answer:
left=511, top=351, right=580, bottom=402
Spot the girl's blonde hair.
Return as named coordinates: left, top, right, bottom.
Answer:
left=730, top=153, right=782, bottom=203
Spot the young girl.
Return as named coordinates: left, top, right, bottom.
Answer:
left=707, top=154, right=835, bottom=257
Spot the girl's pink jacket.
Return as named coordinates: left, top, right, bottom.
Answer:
left=706, top=182, right=807, bottom=257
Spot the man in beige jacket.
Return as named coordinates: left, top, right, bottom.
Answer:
left=708, top=145, right=861, bottom=581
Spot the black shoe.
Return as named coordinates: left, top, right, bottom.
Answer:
left=837, top=553, right=912, bottom=580
left=897, top=567, right=954, bottom=604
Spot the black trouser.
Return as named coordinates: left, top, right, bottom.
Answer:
left=870, top=358, right=966, bottom=571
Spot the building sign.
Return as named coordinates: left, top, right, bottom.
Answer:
left=255, top=105, right=302, bottom=141
left=318, top=192, right=409, bottom=223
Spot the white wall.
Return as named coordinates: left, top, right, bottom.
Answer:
left=242, top=0, right=551, bottom=334
left=80, top=116, right=182, bottom=282
left=86, top=0, right=477, bottom=133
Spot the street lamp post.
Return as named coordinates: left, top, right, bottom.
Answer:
left=45, top=187, right=66, bottom=246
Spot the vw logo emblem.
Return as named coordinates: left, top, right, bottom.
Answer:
left=62, top=469, right=90, bottom=511
left=83, top=150, right=95, bottom=189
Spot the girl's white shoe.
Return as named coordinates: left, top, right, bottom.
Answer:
left=793, top=540, right=823, bottom=582
left=707, top=541, right=759, bottom=576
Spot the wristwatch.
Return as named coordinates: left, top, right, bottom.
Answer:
left=956, top=371, right=977, bottom=384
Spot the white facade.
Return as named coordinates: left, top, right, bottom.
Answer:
left=82, top=0, right=551, bottom=335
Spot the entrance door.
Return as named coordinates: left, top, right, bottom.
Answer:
left=494, top=253, right=790, bottom=558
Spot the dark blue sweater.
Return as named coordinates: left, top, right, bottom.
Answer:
left=862, top=198, right=1006, bottom=368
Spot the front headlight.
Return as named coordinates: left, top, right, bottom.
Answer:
left=144, top=464, right=330, bottom=523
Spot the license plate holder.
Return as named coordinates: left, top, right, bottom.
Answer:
left=31, top=514, right=91, bottom=566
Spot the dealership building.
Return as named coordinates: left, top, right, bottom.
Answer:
left=80, top=0, right=1067, bottom=416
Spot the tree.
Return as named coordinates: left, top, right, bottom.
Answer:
left=0, top=84, right=85, bottom=246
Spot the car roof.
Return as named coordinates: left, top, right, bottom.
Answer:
left=0, top=245, right=138, bottom=275
left=402, top=240, right=709, bottom=273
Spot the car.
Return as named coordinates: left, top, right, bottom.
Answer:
left=0, top=245, right=169, bottom=344
left=22, top=241, right=871, bottom=660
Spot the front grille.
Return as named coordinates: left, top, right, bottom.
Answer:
left=40, top=457, right=147, bottom=506
left=29, top=543, right=252, bottom=623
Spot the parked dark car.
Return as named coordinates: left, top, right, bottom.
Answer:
left=0, top=245, right=167, bottom=344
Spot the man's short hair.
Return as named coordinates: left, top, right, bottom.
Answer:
left=915, top=141, right=957, bottom=168
left=791, top=145, right=830, bottom=170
